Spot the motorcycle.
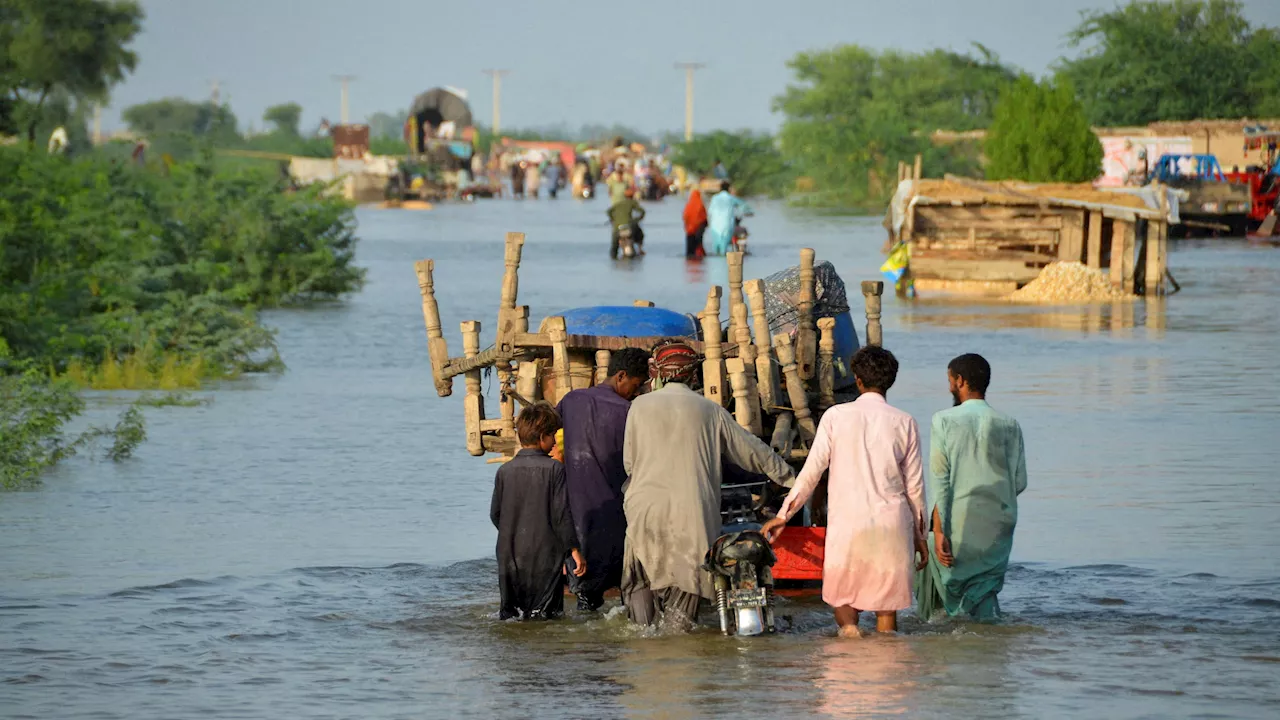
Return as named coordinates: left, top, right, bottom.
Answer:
left=731, top=222, right=750, bottom=254
left=616, top=223, right=637, bottom=258
left=704, top=478, right=778, bottom=636
left=731, top=210, right=754, bottom=254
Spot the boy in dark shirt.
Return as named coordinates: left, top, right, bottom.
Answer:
left=490, top=403, right=587, bottom=620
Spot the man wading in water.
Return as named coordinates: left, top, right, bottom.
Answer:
left=620, top=340, right=794, bottom=630
left=918, top=353, right=1028, bottom=621
left=762, top=346, right=928, bottom=636
left=555, top=348, right=651, bottom=611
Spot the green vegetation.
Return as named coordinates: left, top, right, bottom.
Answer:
left=767, top=0, right=1280, bottom=207
left=0, top=0, right=143, bottom=142
left=0, top=146, right=364, bottom=485
left=0, top=367, right=147, bottom=489
left=263, top=102, right=303, bottom=136
left=774, top=45, right=1014, bottom=209
left=671, top=131, right=791, bottom=197
left=1057, top=0, right=1280, bottom=126
left=133, top=392, right=209, bottom=408
left=985, top=77, right=1103, bottom=183
left=120, top=97, right=334, bottom=160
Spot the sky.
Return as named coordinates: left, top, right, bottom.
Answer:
left=107, top=0, right=1280, bottom=137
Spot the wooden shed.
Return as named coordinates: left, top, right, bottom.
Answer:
left=885, top=176, right=1173, bottom=297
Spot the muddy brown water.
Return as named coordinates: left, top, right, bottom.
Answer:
left=2, top=198, right=1278, bottom=718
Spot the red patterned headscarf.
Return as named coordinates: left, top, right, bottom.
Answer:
left=650, top=339, right=702, bottom=385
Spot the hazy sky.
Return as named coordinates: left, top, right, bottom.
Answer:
left=108, top=0, right=1280, bottom=136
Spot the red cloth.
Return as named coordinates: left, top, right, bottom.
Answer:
left=682, top=190, right=708, bottom=235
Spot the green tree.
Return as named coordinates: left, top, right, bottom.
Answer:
left=262, top=102, right=302, bottom=136
left=1057, top=0, right=1280, bottom=125
left=774, top=44, right=1015, bottom=208
left=367, top=109, right=406, bottom=138
left=0, top=0, right=143, bottom=141
left=122, top=97, right=240, bottom=158
left=123, top=97, right=239, bottom=139
left=672, top=130, right=791, bottom=197
left=985, top=76, right=1103, bottom=183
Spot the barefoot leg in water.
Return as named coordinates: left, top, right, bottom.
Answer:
left=834, top=606, right=862, bottom=637
left=875, top=611, right=898, bottom=633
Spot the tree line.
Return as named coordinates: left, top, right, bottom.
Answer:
left=683, top=0, right=1280, bottom=207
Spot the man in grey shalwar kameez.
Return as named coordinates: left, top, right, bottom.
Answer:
left=621, top=341, right=795, bottom=628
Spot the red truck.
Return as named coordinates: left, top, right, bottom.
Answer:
left=1225, top=127, right=1280, bottom=235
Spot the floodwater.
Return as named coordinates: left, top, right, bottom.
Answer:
left=3, top=197, right=1279, bottom=719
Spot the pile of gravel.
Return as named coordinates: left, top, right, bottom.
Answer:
left=1008, top=262, right=1134, bottom=304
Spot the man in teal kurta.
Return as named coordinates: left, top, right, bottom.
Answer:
left=918, top=353, right=1027, bottom=621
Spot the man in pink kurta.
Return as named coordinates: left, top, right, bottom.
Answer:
left=763, top=346, right=926, bottom=635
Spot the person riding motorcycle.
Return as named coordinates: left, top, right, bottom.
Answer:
left=607, top=187, right=646, bottom=258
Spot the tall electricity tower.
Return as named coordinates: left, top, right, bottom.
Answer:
left=674, top=62, right=705, bottom=141
left=482, top=69, right=510, bottom=135
left=332, top=75, right=356, bottom=124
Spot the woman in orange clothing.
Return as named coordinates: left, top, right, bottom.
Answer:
left=682, top=189, right=708, bottom=258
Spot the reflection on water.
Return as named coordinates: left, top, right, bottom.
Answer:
left=900, top=298, right=1161, bottom=336
left=1, top=202, right=1278, bottom=719
left=815, top=636, right=918, bottom=717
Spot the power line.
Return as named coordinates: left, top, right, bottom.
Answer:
left=332, top=75, right=357, bottom=125
left=674, top=62, right=706, bottom=142
left=482, top=69, right=510, bottom=136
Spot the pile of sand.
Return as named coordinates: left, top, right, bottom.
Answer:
left=1007, top=262, right=1135, bottom=304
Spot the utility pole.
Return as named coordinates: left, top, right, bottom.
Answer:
left=482, top=69, right=510, bottom=136
left=332, top=74, right=356, bottom=125
left=674, top=62, right=705, bottom=141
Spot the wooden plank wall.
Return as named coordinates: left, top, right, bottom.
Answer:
left=907, top=202, right=1164, bottom=295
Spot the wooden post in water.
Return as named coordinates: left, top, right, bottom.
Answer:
left=1058, top=210, right=1085, bottom=264
left=726, top=358, right=752, bottom=432
left=1109, top=219, right=1125, bottom=289
left=775, top=334, right=816, bottom=444
left=1087, top=211, right=1104, bottom=270
left=861, top=280, right=884, bottom=347
left=594, top=350, right=612, bottom=385
left=460, top=321, right=485, bottom=456
left=731, top=302, right=763, bottom=436
left=1120, top=221, right=1136, bottom=294
left=1146, top=184, right=1168, bottom=296
left=700, top=286, right=726, bottom=407
left=744, top=279, right=779, bottom=411
left=817, top=317, right=836, bottom=411
left=547, top=316, right=572, bottom=404
left=796, top=248, right=818, bottom=381
left=414, top=259, right=453, bottom=397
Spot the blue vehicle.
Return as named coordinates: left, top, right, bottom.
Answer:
left=1148, top=154, right=1252, bottom=236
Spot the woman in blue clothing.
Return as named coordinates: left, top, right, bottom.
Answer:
left=706, top=182, right=752, bottom=256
